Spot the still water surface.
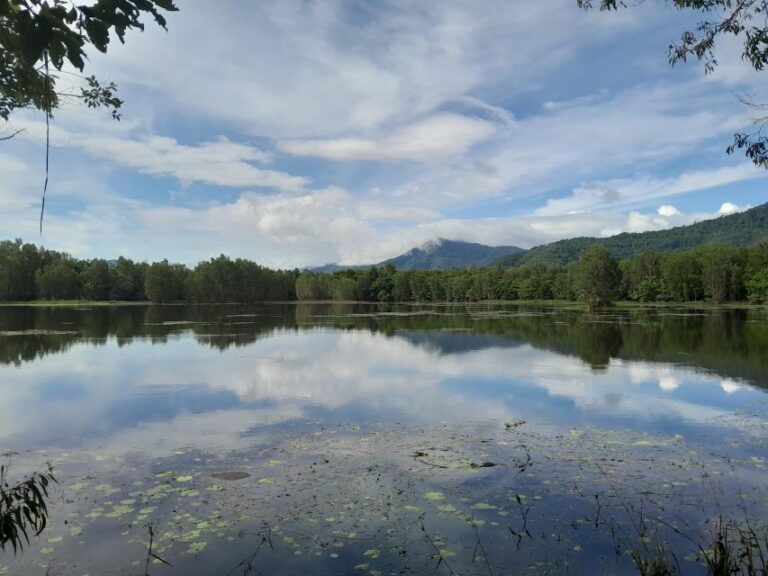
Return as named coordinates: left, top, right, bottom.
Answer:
left=0, top=303, right=766, bottom=575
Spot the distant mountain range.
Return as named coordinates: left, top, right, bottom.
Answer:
left=312, top=239, right=524, bottom=272
left=383, top=239, right=524, bottom=270
left=496, top=202, right=768, bottom=267
left=313, top=202, right=768, bottom=272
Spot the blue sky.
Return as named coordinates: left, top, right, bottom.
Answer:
left=1, top=1, right=766, bottom=268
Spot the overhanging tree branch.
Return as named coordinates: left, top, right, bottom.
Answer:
left=578, top=0, right=768, bottom=169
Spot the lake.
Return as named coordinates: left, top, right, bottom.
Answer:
left=1, top=303, right=767, bottom=575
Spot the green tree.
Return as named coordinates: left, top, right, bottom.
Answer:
left=35, top=259, right=80, bottom=299
left=745, top=267, right=768, bottom=303
left=331, top=276, right=358, bottom=301
left=295, top=272, right=332, bottom=301
left=552, top=265, right=576, bottom=301
left=0, top=0, right=178, bottom=122
left=578, top=0, right=768, bottom=168
left=80, top=259, right=110, bottom=300
left=661, top=252, right=703, bottom=302
left=109, top=257, right=144, bottom=301
left=392, top=270, right=412, bottom=302
left=574, top=245, right=622, bottom=310
left=518, top=264, right=555, bottom=300
left=144, top=260, right=187, bottom=302
left=700, top=246, right=745, bottom=303
left=0, top=240, right=45, bottom=301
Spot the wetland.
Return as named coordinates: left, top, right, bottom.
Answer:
left=0, top=302, right=767, bottom=575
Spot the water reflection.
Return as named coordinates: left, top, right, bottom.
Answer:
left=0, top=304, right=766, bottom=453
left=1, top=303, right=767, bottom=575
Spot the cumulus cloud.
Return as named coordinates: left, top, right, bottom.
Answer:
left=657, top=205, right=681, bottom=217
left=622, top=201, right=753, bottom=235
left=719, top=202, right=748, bottom=215
left=721, top=379, right=743, bottom=394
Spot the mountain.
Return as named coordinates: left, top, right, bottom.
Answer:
left=496, top=202, right=768, bottom=267
left=312, top=239, right=524, bottom=272
left=310, top=263, right=366, bottom=273
left=313, top=203, right=768, bottom=272
left=382, top=239, right=524, bottom=270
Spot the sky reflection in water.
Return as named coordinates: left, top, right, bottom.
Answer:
left=0, top=304, right=766, bottom=575
left=0, top=303, right=765, bottom=453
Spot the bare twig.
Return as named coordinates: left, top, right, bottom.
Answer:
left=224, top=530, right=274, bottom=576
left=0, top=129, right=26, bottom=142
left=472, top=521, right=495, bottom=576
left=144, top=523, right=172, bottom=576
left=420, top=521, right=458, bottom=576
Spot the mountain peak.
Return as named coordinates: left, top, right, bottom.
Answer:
left=421, top=238, right=444, bottom=253
left=381, top=239, right=523, bottom=270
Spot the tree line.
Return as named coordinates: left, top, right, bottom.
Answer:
left=297, top=243, right=768, bottom=307
left=0, top=240, right=298, bottom=303
left=2, top=239, right=767, bottom=306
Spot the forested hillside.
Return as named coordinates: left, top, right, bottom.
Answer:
left=497, top=203, right=768, bottom=267
left=381, top=239, right=523, bottom=270
left=313, top=239, right=523, bottom=272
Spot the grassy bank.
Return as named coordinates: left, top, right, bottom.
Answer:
left=0, top=300, right=151, bottom=307
left=0, top=299, right=765, bottom=309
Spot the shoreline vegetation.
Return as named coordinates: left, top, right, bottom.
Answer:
left=1, top=299, right=767, bottom=309
left=2, top=418, right=768, bottom=575
left=1, top=238, right=768, bottom=308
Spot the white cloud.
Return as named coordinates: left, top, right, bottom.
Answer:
left=10, top=118, right=310, bottom=192
left=719, top=202, right=748, bottom=215
left=657, top=205, right=681, bottom=217
left=623, top=201, right=753, bottom=234
left=721, top=379, right=743, bottom=394
left=84, top=1, right=637, bottom=139
left=536, top=183, right=625, bottom=217
left=0, top=182, right=756, bottom=267
left=0, top=1, right=766, bottom=267
left=278, top=114, right=496, bottom=162
left=82, top=135, right=308, bottom=191
left=658, top=374, right=680, bottom=392
left=535, top=163, right=763, bottom=218
left=0, top=155, right=39, bottom=211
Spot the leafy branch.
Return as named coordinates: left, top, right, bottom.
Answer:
left=0, top=459, right=58, bottom=554
left=578, top=0, right=768, bottom=169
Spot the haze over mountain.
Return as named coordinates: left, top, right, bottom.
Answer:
left=313, top=239, right=524, bottom=272
left=383, top=239, right=524, bottom=270
left=315, top=203, right=767, bottom=271
left=496, top=201, right=768, bottom=267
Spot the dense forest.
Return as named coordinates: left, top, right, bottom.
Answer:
left=0, top=239, right=298, bottom=303
left=2, top=238, right=767, bottom=306
left=297, top=243, right=768, bottom=305
left=497, top=202, right=768, bottom=267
